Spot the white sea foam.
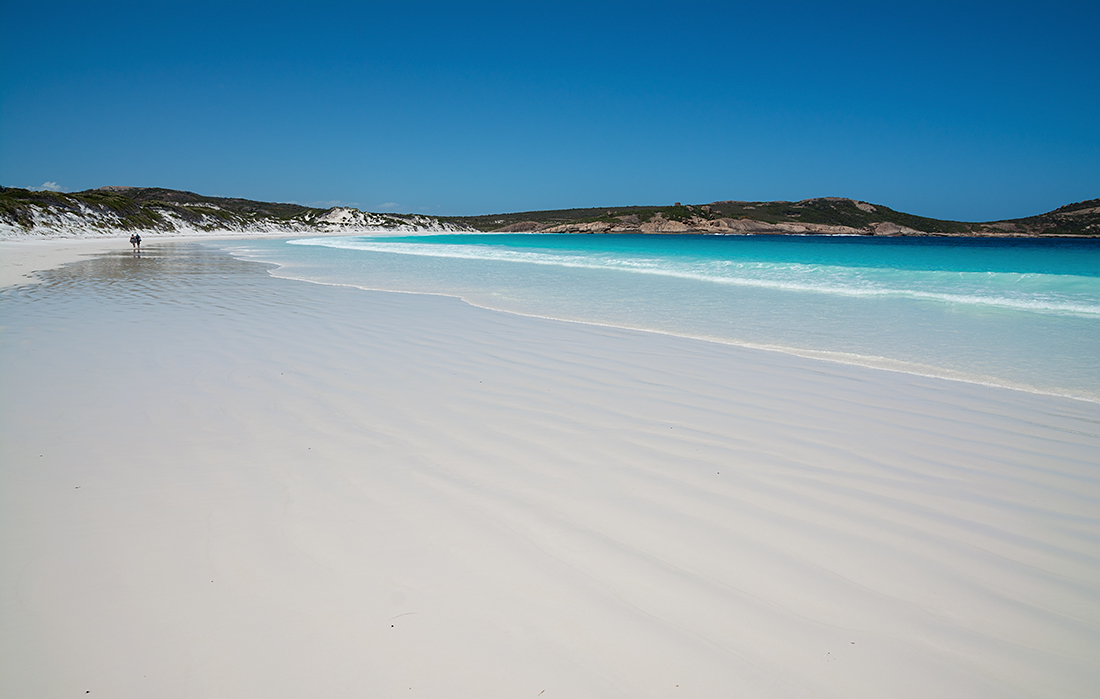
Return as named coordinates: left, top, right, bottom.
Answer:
left=288, top=237, right=1100, bottom=317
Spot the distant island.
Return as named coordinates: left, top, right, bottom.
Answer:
left=2, top=185, right=1097, bottom=238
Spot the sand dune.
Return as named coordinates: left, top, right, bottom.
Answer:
left=2, top=242, right=1098, bottom=697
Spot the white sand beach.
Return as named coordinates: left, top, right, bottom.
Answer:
left=0, top=238, right=124, bottom=287
left=2, top=240, right=1098, bottom=698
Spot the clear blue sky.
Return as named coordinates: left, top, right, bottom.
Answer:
left=2, top=1, right=1097, bottom=221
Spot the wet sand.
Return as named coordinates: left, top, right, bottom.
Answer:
left=0, top=238, right=125, bottom=287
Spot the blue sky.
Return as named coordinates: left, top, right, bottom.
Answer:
left=1, top=1, right=1097, bottom=221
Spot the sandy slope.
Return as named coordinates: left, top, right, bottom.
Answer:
left=1, top=242, right=1098, bottom=698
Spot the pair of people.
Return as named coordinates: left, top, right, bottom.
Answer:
left=129, top=233, right=142, bottom=251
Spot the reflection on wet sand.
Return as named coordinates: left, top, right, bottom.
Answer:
left=7, top=242, right=280, bottom=306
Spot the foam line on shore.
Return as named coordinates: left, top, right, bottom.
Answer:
left=287, top=236, right=1100, bottom=317
left=242, top=248, right=1100, bottom=404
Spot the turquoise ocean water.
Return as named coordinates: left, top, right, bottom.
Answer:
left=221, top=234, right=1100, bottom=401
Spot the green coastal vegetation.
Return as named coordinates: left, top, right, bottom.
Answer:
left=442, top=199, right=970, bottom=233
left=1, top=185, right=1097, bottom=237
left=0, top=186, right=421, bottom=233
left=441, top=198, right=1100, bottom=236
left=0, top=186, right=318, bottom=230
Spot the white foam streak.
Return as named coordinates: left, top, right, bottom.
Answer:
left=288, top=237, right=1100, bottom=317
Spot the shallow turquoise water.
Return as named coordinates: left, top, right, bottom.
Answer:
left=222, top=234, right=1100, bottom=400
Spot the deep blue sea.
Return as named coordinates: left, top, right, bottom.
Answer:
left=221, top=233, right=1100, bottom=401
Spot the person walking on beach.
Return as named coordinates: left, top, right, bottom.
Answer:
left=130, top=233, right=141, bottom=251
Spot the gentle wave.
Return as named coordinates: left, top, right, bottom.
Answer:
left=221, top=241, right=1100, bottom=403
left=288, top=237, right=1100, bottom=317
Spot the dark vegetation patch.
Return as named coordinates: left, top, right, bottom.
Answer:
left=996, top=198, right=1100, bottom=236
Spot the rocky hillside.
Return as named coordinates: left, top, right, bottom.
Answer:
left=0, top=186, right=470, bottom=237
left=443, top=197, right=1100, bottom=237
left=2, top=186, right=1097, bottom=238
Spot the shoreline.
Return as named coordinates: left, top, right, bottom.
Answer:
left=8, top=235, right=1096, bottom=403
left=224, top=238, right=1100, bottom=405
left=0, top=231, right=378, bottom=288
left=265, top=264, right=1100, bottom=405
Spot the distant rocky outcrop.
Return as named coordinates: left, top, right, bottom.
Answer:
left=447, top=197, right=1100, bottom=237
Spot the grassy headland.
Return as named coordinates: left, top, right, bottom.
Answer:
left=2, top=186, right=1097, bottom=237
left=441, top=197, right=1100, bottom=236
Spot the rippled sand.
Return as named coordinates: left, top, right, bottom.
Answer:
left=2, top=242, right=1098, bottom=698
